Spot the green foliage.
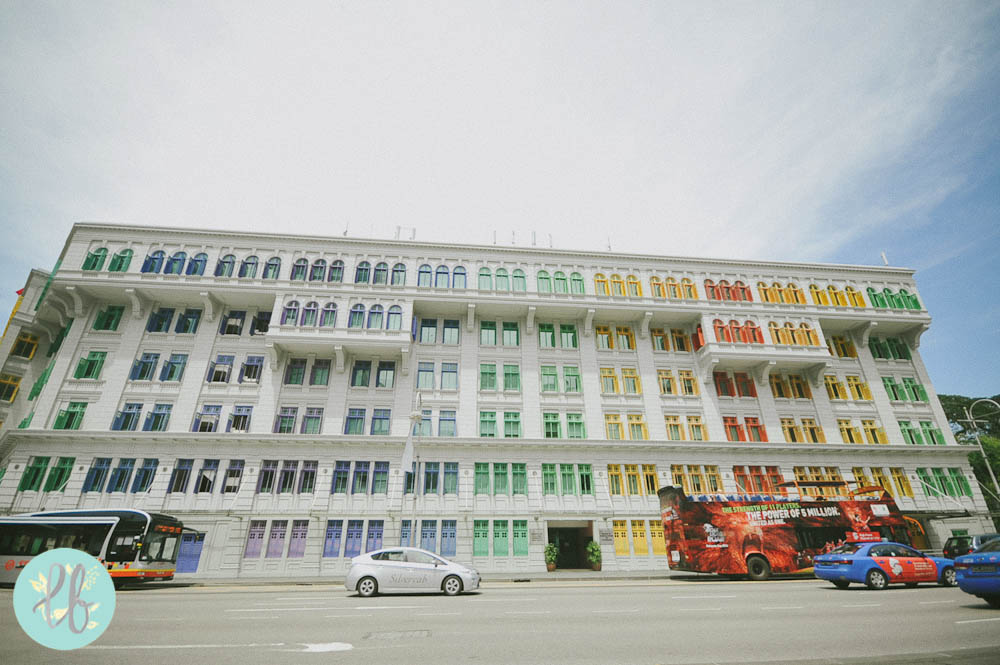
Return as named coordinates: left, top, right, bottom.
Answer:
left=585, top=540, right=602, bottom=565
left=544, top=542, right=559, bottom=564
left=938, top=394, right=1000, bottom=529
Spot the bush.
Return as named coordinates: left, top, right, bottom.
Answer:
left=586, top=540, right=602, bottom=565
left=544, top=543, right=559, bottom=564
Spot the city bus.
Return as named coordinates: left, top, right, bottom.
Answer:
left=0, top=509, right=184, bottom=588
left=658, top=481, right=912, bottom=580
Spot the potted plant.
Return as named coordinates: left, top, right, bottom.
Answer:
left=544, top=543, right=559, bottom=571
left=586, top=540, right=602, bottom=571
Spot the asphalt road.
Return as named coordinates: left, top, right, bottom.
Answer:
left=3, top=579, right=999, bottom=665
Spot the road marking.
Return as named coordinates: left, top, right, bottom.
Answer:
left=325, top=614, right=373, bottom=618
left=955, top=617, right=1000, bottom=625
left=354, top=605, right=430, bottom=610
left=919, top=600, right=956, bottom=605
left=760, top=606, right=805, bottom=610
left=504, top=610, right=552, bottom=615
left=842, top=603, right=881, bottom=608
left=226, top=607, right=341, bottom=612
left=593, top=609, right=640, bottom=614
left=678, top=608, right=722, bottom=612
left=671, top=595, right=736, bottom=599
left=416, top=612, right=461, bottom=616
left=471, top=597, right=538, bottom=602
left=86, top=643, right=286, bottom=650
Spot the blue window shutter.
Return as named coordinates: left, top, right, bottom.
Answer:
left=158, top=361, right=170, bottom=381
left=129, top=360, right=141, bottom=381
left=237, top=362, right=246, bottom=383
left=205, top=362, right=216, bottom=382
left=82, top=466, right=98, bottom=492
left=142, top=413, right=153, bottom=431
left=226, top=415, right=234, bottom=432
left=141, top=255, right=152, bottom=272
left=111, top=411, right=125, bottom=431
left=218, top=316, right=228, bottom=335
left=191, top=414, right=201, bottom=432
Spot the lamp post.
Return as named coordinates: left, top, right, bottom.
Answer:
left=961, top=398, right=1000, bottom=500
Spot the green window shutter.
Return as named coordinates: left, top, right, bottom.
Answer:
left=473, top=520, right=489, bottom=556
left=493, top=520, right=509, bottom=556
left=53, top=410, right=70, bottom=430
left=542, top=463, right=557, bottom=494
left=34, top=259, right=62, bottom=311
left=512, top=520, right=528, bottom=556
left=512, top=463, right=527, bottom=494
left=73, top=357, right=88, bottom=379
left=474, top=463, right=490, bottom=494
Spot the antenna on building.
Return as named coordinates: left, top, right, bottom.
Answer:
left=607, top=236, right=612, bottom=252
left=548, top=234, right=553, bottom=248
left=532, top=231, right=536, bottom=247
left=395, top=226, right=401, bottom=240
left=411, top=228, right=416, bottom=241
left=343, top=223, right=349, bottom=237
left=881, top=251, right=889, bottom=266
left=511, top=231, right=516, bottom=246
left=493, top=230, right=497, bottom=245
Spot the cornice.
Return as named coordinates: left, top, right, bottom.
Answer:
left=69, top=222, right=917, bottom=279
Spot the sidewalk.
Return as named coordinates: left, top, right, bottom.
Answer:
left=151, top=568, right=692, bottom=589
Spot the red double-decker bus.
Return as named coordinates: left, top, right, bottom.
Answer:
left=658, top=481, right=914, bottom=580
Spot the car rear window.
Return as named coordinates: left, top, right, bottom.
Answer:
left=946, top=537, right=971, bottom=550
left=829, top=544, right=864, bottom=555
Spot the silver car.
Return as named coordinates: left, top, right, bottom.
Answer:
left=345, top=547, right=481, bottom=597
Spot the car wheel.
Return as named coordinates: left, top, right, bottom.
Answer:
left=939, top=567, right=957, bottom=587
left=442, top=575, right=463, bottom=596
left=832, top=581, right=850, bottom=589
left=357, top=577, right=378, bottom=598
left=866, top=569, right=888, bottom=590
left=985, top=596, right=1000, bottom=609
left=746, top=555, right=771, bottom=581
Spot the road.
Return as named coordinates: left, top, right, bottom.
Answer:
left=2, top=578, right=999, bottom=664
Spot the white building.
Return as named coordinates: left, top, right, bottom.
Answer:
left=0, top=223, right=990, bottom=578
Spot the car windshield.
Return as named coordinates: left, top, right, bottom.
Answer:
left=829, top=544, right=863, bottom=555
left=976, top=539, right=1000, bottom=553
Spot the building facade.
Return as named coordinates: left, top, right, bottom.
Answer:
left=0, top=223, right=990, bottom=578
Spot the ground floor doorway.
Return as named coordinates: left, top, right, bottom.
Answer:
left=547, top=520, right=594, bottom=569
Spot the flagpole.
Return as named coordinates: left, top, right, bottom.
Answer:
left=403, top=392, right=423, bottom=547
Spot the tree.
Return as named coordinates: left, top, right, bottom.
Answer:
left=938, top=394, right=1000, bottom=528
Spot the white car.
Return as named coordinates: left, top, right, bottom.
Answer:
left=345, top=547, right=481, bottom=597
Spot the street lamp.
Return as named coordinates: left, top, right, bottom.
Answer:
left=961, top=398, right=1000, bottom=500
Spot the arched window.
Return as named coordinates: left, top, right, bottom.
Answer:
left=452, top=266, right=466, bottom=288
left=787, top=283, right=805, bottom=305
left=726, top=320, right=741, bottom=343
left=844, top=286, right=864, bottom=307
left=82, top=247, right=108, bottom=271
left=736, top=281, right=752, bottom=301
left=434, top=265, right=450, bottom=288
left=610, top=274, right=625, bottom=296
left=744, top=321, right=764, bottom=344
left=827, top=285, right=847, bottom=307
left=355, top=261, right=371, bottom=284
left=164, top=251, right=187, bottom=275
left=328, top=260, right=344, bottom=282
left=681, top=278, right=698, bottom=299
left=537, top=270, right=552, bottom=293
left=867, top=287, right=886, bottom=308
left=495, top=268, right=509, bottom=290
left=263, top=257, right=281, bottom=279
left=282, top=301, right=300, bottom=325
left=704, top=279, right=718, bottom=300
left=391, top=263, right=406, bottom=285
left=301, top=301, right=319, bottom=326
left=186, top=252, right=207, bottom=276
left=386, top=305, right=403, bottom=330
left=883, top=288, right=901, bottom=309
left=291, top=258, right=308, bottom=281
left=367, top=304, right=384, bottom=328
left=417, top=265, right=432, bottom=287
left=512, top=269, right=527, bottom=291
left=804, top=323, right=820, bottom=345
left=666, top=277, right=680, bottom=299
left=108, top=248, right=133, bottom=272
left=713, top=319, right=731, bottom=343
left=310, top=259, right=327, bottom=281
left=553, top=271, right=568, bottom=294
left=899, top=289, right=920, bottom=310
left=320, top=303, right=337, bottom=327
left=651, top=277, right=665, bottom=299
left=809, top=284, right=828, bottom=306
left=718, top=280, right=733, bottom=301
left=570, top=272, right=584, bottom=294
left=626, top=275, right=642, bottom=297
left=348, top=304, right=365, bottom=328
left=373, top=262, right=388, bottom=285
left=768, top=322, right=782, bottom=345
left=141, top=250, right=165, bottom=274
left=781, top=322, right=796, bottom=345
left=215, top=254, right=236, bottom=277
left=594, top=274, right=609, bottom=296
left=239, top=256, right=259, bottom=278
left=769, top=282, right=782, bottom=304
left=757, top=282, right=771, bottom=303
left=478, top=268, right=493, bottom=290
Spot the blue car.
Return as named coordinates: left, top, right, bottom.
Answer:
left=954, top=538, right=1000, bottom=608
left=814, top=541, right=956, bottom=590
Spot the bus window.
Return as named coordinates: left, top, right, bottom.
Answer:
left=829, top=543, right=864, bottom=555
left=794, top=527, right=850, bottom=552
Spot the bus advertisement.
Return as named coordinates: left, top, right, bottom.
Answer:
left=0, top=509, right=184, bottom=588
left=658, top=481, right=910, bottom=580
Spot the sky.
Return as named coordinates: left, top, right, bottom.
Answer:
left=1, top=0, right=998, bottom=396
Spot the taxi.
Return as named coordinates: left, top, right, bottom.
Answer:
left=813, top=541, right=956, bottom=590
left=345, top=546, right=481, bottom=597
left=954, top=538, right=1000, bottom=608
